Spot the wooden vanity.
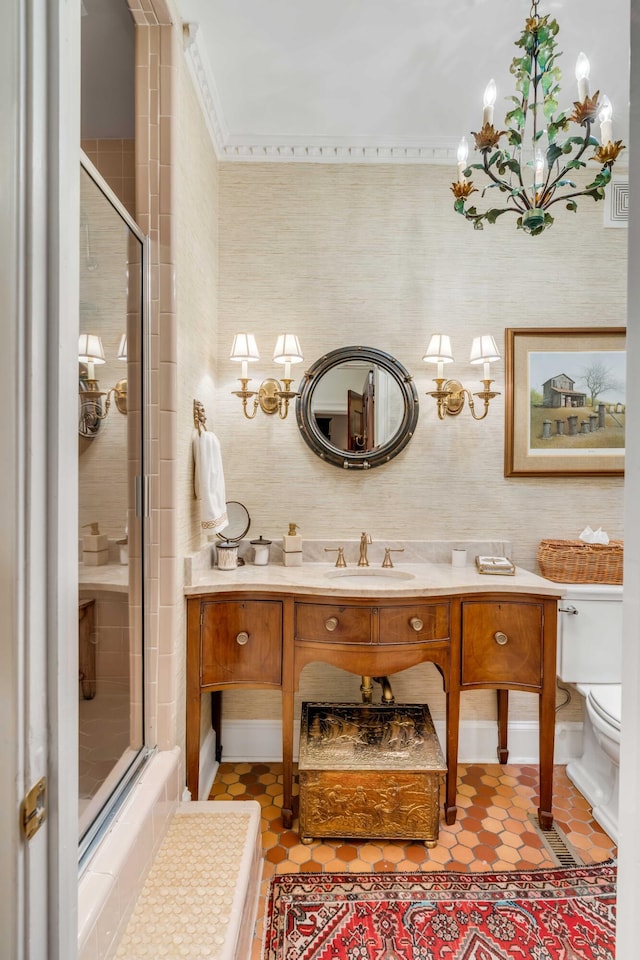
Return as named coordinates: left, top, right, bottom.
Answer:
left=186, top=568, right=562, bottom=831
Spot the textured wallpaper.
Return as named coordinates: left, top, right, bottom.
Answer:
left=212, top=161, right=626, bottom=727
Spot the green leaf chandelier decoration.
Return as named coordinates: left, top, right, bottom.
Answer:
left=451, top=0, right=625, bottom=235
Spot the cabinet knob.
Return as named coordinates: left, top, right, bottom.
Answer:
left=325, top=616, right=339, bottom=632
left=409, top=617, right=423, bottom=632
left=494, top=631, right=509, bottom=646
left=236, top=631, right=250, bottom=645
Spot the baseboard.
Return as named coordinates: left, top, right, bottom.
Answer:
left=219, top=718, right=584, bottom=765
left=198, top=725, right=219, bottom=800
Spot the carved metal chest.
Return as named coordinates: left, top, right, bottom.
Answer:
left=298, top=702, right=446, bottom=846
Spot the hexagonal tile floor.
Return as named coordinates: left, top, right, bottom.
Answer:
left=208, top=763, right=616, bottom=960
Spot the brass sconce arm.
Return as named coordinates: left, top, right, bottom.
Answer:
left=466, top=380, right=501, bottom=421
left=427, top=378, right=500, bottom=420
left=80, top=378, right=128, bottom=420
left=230, top=333, right=303, bottom=421
left=276, top=378, right=299, bottom=420
left=232, top=379, right=260, bottom=419
left=232, top=376, right=300, bottom=420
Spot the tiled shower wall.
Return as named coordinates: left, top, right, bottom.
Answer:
left=81, top=139, right=136, bottom=219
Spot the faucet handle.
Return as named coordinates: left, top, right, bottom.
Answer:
left=382, top=547, right=404, bottom=568
left=325, top=546, right=347, bottom=567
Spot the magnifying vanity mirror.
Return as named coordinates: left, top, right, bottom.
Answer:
left=296, top=346, right=419, bottom=469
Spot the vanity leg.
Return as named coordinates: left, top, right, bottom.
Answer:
left=186, top=601, right=202, bottom=800
left=497, top=689, right=509, bottom=764
left=445, top=687, right=460, bottom=825
left=281, top=688, right=294, bottom=830
left=537, top=598, right=557, bottom=830
left=211, top=691, right=223, bottom=762
left=538, top=682, right=555, bottom=830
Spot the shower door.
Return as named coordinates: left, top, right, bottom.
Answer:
left=78, top=156, right=150, bottom=863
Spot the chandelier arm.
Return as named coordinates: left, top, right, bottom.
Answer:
left=543, top=186, right=596, bottom=209
left=541, top=119, right=593, bottom=204
left=481, top=152, right=529, bottom=212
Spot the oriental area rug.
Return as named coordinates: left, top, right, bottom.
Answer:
left=262, top=863, right=616, bottom=960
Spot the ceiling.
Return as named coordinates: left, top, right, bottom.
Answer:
left=82, top=0, right=630, bottom=161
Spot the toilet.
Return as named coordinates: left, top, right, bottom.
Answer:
left=556, top=583, right=623, bottom=843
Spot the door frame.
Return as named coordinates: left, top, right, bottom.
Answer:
left=0, top=0, right=81, bottom=957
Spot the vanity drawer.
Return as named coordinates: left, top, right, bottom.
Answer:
left=200, top=599, right=282, bottom=686
left=295, top=602, right=372, bottom=644
left=378, top=603, right=450, bottom=644
left=461, top=600, right=543, bottom=688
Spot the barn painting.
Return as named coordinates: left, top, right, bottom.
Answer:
left=541, top=374, right=587, bottom=408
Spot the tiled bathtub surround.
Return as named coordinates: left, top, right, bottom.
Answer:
left=78, top=748, right=181, bottom=960
left=114, top=802, right=262, bottom=960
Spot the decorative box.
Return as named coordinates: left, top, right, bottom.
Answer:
left=298, top=702, right=446, bottom=846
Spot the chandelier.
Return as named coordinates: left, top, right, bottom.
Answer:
left=451, top=0, right=625, bottom=235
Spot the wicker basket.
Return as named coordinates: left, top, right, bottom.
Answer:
left=537, top=539, right=623, bottom=584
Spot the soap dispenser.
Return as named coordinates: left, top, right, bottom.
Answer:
left=82, top=522, right=109, bottom=566
left=283, top=523, right=302, bottom=567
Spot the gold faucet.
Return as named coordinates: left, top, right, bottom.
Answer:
left=358, top=531, right=372, bottom=567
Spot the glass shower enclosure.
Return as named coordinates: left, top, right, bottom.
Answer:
left=78, top=156, right=150, bottom=865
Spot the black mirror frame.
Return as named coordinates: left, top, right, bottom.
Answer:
left=295, top=346, right=419, bottom=469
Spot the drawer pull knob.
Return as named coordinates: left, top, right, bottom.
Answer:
left=236, top=631, right=250, bottom=646
left=494, top=631, right=509, bottom=646
left=409, top=617, right=423, bottom=632
left=325, top=617, right=339, bottom=632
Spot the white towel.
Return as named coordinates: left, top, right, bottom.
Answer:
left=192, top=429, right=229, bottom=534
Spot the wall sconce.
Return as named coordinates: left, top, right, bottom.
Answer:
left=423, top=334, right=501, bottom=421
left=230, top=332, right=303, bottom=420
left=78, top=333, right=128, bottom=439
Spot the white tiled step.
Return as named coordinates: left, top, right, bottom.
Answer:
left=114, top=801, right=262, bottom=960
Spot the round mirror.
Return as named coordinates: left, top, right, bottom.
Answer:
left=296, top=346, right=419, bottom=469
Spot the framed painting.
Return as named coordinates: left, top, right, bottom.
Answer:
left=504, top=327, right=626, bottom=477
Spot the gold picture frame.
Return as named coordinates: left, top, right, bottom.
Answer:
left=505, top=327, right=626, bottom=477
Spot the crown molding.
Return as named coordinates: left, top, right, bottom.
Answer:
left=218, top=142, right=459, bottom=164
left=181, top=25, right=630, bottom=176
left=182, top=21, right=228, bottom=158
left=181, top=22, right=461, bottom=165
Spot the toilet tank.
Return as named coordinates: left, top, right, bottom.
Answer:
left=556, top=583, right=623, bottom=683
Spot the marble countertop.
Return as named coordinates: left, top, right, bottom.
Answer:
left=78, top=562, right=129, bottom=593
left=184, top=561, right=564, bottom=599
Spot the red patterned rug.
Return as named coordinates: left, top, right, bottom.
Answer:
left=263, top=863, right=616, bottom=960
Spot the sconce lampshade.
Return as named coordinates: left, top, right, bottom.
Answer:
left=78, top=334, right=106, bottom=364
left=117, top=334, right=128, bottom=361
left=273, top=334, right=303, bottom=365
left=469, top=335, right=501, bottom=364
left=422, top=334, right=454, bottom=364
left=230, top=333, right=260, bottom=362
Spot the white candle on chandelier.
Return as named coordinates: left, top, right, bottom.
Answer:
left=482, top=79, right=496, bottom=125
left=534, top=149, right=545, bottom=188
left=599, top=96, right=613, bottom=144
left=575, top=52, right=590, bottom=101
left=241, top=359, right=248, bottom=380
left=284, top=361, right=291, bottom=381
left=457, top=137, right=469, bottom=183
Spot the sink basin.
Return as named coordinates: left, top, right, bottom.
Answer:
left=324, top=568, right=415, bottom=582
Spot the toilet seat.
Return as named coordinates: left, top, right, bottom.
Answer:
left=587, top=685, right=621, bottom=734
